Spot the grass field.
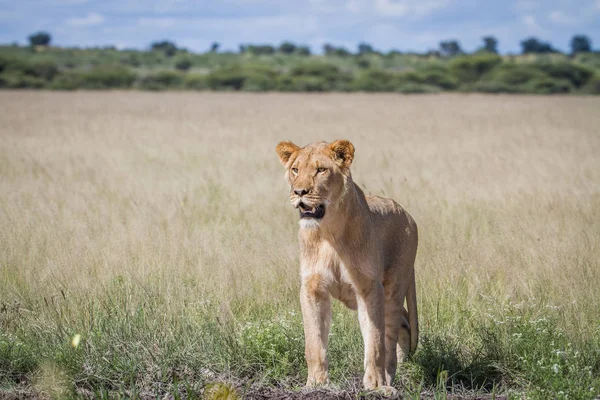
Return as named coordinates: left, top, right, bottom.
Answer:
left=1, top=92, right=599, bottom=399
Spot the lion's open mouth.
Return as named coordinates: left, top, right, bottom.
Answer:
left=298, top=202, right=325, bottom=219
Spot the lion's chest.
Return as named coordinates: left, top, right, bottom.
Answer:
left=300, top=239, right=358, bottom=310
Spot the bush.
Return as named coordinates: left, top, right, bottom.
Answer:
left=483, top=63, right=548, bottom=86
left=183, top=73, right=208, bottom=90
left=29, top=59, right=59, bottom=81
left=580, top=74, right=600, bottom=94
left=397, top=83, right=441, bottom=94
left=278, top=42, right=296, bottom=54
left=78, top=66, right=137, bottom=89
left=532, top=62, right=594, bottom=88
left=120, top=53, right=141, bottom=67
left=287, top=62, right=351, bottom=90
left=0, top=72, right=46, bottom=88
left=137, top=71, right=184, bottom=90
left=49, top=72, right=82, bottom=90
left=0, top=56, right=58, bottom=82
left=525, top=78, right=573, bottom=94
left=242, top=74, right=278, bottom=92
left=207, top=67, right=245, bottom=90
left=401, top=66, right=459, bottom=90
left=351, top=69, right=400, bottom=92
left=207, top=64, right=278, bottom=91
left=461, top=81, right=522, bottom=93
left=151, top=41, right=177, bottom=57
left=277, top=75, right=330, bottom=92
left=449, top=54, right=502, bottom=83
left=356, top=58, right=371, bottom=69
left=174, top=57, right=193, bottom=71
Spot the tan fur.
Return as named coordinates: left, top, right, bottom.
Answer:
left=275, top=140, right=418, bottom=390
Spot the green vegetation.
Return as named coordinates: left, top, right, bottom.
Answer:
left=1, top=42, right=599, bottom=93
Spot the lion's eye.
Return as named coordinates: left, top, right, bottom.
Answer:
left=317, top=167, right=326, bottom=173
left=291, top=168, right=298, bottom=175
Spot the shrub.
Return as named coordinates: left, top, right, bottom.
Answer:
left=532, top=62, right=594, bottom=88
left=120, top=53, right=141, bottom=67
left=137, top=71, right=184, bottom=90
left=295, top=46, right=311, bottom=56
left=449, top=54, right=502, bottom=83
left=397, top=83, right=441, bottom=94
left=246, top=45, right=275, bottom=55
left=525, top=78, right=573, bottom=94
left=580, top=74, right=600, bottom=94
left=289, top=62, right=339, bottom=80
left=151, top=41, right=178, bottom=57
left=351, top=69, right=400, bottom=92
left=356, top=58, right=371, bottom=69
left=78, top=66, right=137, bottom=89
left=402, top=66, right=459, bottom=90
left=207, top=67, right=246, bottom=90
left=207, top=64, right=278, bottom=91
left=287, top=62, right=351, bottom=90
left=461, top=81, right=522, bottom=93
left=49, top=72, right=82, bottom=90
left=277, top=75, right=330, bottom=92
left=242, top=73, right=278, bottom=92
left=483, top=63, right=548, bottom=86
left=183, top=73, right=208, bottom=90
left=174, top=57, right=193, bottom=71
left=0, top=56, right=58, bottom=82
left=278, top=42, right=296, bottom=54
left=0, top=72, right=46, bottom=88
left=29, top=59, right=59, bottom=81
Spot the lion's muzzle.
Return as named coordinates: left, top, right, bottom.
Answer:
left=298, top=202, right=325, bottom=219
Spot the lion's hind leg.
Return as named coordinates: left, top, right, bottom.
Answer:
left=383, top=289, right=407, bottom=386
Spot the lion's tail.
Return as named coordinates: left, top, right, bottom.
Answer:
left=407, top=275, right=419, bottom=354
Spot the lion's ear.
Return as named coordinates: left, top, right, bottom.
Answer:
left=329, top=140, right=355, bottom=169
left=276, top=141, right=301, bottom=166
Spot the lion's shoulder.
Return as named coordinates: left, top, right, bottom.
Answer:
left=365, top=194, right=417, bottom=235
left=365, top=195, right=403, bottom=215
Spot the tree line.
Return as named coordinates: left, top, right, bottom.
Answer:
left=1, top=31, right=598, bottom=94
left=27, top=31, right=595, bottom=57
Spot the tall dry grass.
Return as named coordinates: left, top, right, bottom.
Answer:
left=1, top=92, right=599, bottom=398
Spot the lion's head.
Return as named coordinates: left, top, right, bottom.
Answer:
left=276, top=140, right=355, bottom=225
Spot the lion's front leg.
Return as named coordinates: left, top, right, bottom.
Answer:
left=300, top=273, right=332, bottom=386
left=356, top=280, right=386, bottom=389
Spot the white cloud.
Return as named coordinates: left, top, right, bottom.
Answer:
left=412, top=0, right=450, bottom=17
left=521, top=15, right=543, bottom=32
left=137, top=15, right=319, bottom=36
left=374, top=0, right=450, bottom=18
left=375, top=0, right=409, bottom=17
left=548, top=10, right=576, bottom=25
left=66, top=12, right=104, bottom=26
left=137, top=17, right=176, bottom=29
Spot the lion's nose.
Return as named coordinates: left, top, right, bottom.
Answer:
left=294, top=188, right=309, bottom=196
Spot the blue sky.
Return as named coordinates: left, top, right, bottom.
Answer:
left=0, top=0, right=598, bottom=54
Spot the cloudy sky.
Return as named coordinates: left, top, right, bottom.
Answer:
left=0, top=0, right=598, bottom=54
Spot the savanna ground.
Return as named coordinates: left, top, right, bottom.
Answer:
left=0, top=92, right=599, bottom=399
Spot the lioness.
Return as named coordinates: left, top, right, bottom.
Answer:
left=275, top=139, right=418, bottom=390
